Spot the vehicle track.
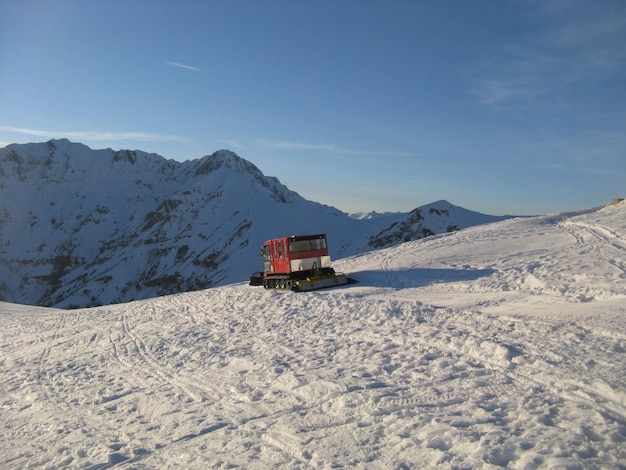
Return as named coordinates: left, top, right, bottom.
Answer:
left=36, top=311, right=68, bottom=408
left=119, top=311, right=208, bottom=403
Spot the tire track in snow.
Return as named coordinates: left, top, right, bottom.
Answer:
left=307, top=288, right=623, bottom=467
left=251, top=294, right=503, bottom=465
left=36, top=311, right=68, bottom=408
left=27, top=311, right=126, bottom=468
left=119, top=311, right=208, bottom=403
left=473, top=310, right=626, bottom=454
left=509, top=319, right=626, bottom=423
left=572, top=221, right=626, bottom=275
left=364, top=306, right=522, bottom=427
left=109, top=296, right=274, bottom=450
left=557, top=218, right=626, bottom=300
left=354, top=301, right=626, bottom=467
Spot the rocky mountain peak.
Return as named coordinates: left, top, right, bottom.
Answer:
left=195, top=149, right=262, bottom=177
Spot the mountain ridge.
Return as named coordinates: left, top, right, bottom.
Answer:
left=1, top=139, right=511, bottom=308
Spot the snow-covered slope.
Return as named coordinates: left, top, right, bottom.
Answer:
left=0, top=139, right=508, bottom=308
left=1, top=201, right=625, bottom=468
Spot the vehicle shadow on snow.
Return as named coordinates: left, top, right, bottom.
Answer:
left=350, top=267, right=496, bottom=289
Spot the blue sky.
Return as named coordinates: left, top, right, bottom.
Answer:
left=1, top=0, right=625, bottom=215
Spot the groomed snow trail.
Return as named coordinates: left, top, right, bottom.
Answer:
left=1, top=203, right=625, bottom=469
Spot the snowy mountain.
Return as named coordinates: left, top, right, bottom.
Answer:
left=366, top=200, right=510, bottom=249
left=1, top=200, right=624, bottom=468
left=1, top=139, right=508, bottom=308
left=349, top=210, right=401, bottom=220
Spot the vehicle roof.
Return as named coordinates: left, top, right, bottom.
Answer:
left=263, top=233, right=327, bottom=244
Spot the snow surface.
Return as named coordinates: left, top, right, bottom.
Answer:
left=1, top=202, right=625, bottom=469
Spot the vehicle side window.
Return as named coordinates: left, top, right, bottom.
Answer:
left=289, top=237, right=327, bottom=253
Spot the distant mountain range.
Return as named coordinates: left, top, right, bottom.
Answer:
left=0, top=139, right=511, bottom=308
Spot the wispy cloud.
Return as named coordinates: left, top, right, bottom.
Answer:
left=165, top=60, right=202, bottom=72
left=264, top=140, right=412, bottom=158
left=270, top=141, right=340, bottom=152
left=469, top=76, right=537, bottom=105
left=0, top=126, right=185, bottom=143
left=469, top=2, right=626, bottom=106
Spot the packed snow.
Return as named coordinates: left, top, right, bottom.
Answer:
left=1, top=202, right=625, bottom=469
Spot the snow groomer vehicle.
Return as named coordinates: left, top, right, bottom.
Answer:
left=249, top=233, right=350, bottom=291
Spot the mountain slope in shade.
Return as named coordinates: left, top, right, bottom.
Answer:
left=1, top=139, right=511, bottom=308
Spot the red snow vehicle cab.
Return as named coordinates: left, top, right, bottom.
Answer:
left=249, top=233, right=349, bottom=291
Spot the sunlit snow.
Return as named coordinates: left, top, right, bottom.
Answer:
left=1, top=202, right=625, bottom=468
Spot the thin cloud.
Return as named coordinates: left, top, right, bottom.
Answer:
left=0, top=126, right=185, bottom=143
left=165, top=61, right=202, bottom=72
left=469, top=3, right=626, bottom=106
left=265, top=140, right=412, bottom=158
left=271, top=141, right=339, bottom=152
left=468, top=76, right=537, bottom=105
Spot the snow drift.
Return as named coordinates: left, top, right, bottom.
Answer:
left=1, top=200, right=625, bottom=468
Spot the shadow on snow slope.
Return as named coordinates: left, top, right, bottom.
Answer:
left=350, top=267, right=496, bottom=289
